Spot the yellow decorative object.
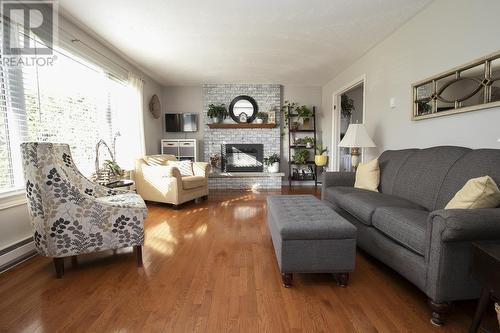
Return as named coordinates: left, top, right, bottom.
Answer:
left=314, top=155, right=328, bottom=166
left=445, top=175, right=500, bottom=209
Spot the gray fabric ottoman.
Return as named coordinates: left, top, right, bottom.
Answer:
left=267, top=195, right=357, bottom=287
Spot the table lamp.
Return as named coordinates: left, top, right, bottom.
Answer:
left=338, top=124, right=376, bottom=170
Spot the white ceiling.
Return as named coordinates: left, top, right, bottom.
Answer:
left=59, top=0, right=432, bottom=86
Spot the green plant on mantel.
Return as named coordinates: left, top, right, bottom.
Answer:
left=207, top=103, right=228, bottom=120
left=292, top=148, right=309, bottom=165
left=341, top=94, right=355, bottom=118
left=256, top=112, right=269, bottom=122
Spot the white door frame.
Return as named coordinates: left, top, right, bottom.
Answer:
left=330, top=75, right=367, bottom=171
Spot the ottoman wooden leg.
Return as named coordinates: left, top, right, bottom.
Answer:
left=335, top=272, right=349, bottom=287
left=281, top=273, right=293, bottom=288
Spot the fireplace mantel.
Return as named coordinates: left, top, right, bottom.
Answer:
left=207, top=123, right=277, bottom=129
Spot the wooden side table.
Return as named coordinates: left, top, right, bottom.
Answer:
left=470, top=242, right=500, bottom=333
left=106, top=179, right=135, bottom=190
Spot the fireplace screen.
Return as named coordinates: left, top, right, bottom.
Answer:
left=222, top=144, right=263, bottom=172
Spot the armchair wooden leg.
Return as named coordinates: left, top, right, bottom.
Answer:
left=53, top=258, right=64, bottom=279
left=172, top=204, right=180, bottom=210
left=135, top=245, right=143, bottom=267
left=201, top=195, right=208, bottom=200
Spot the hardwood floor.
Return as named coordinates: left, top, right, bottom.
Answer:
left=0, top=187, right=497, bottom=332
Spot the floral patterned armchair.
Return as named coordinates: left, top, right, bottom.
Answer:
left=20, top=142, right=148, bottom=278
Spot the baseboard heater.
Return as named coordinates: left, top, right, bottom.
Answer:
left=0, top=237, right=36, bottom=273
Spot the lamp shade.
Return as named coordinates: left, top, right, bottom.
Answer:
left=338, top=124, right=376, bottom=148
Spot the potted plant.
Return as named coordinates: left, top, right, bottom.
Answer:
left=341, top=95, right=355, bottom=118
left=103, top=159, right=125, bottom=179
left=281, top=100, right=298, bottom=128
left=303, top=136, right=315, bottom=148
left=264, top=153, right=280, bottom=173
left=296, top=105, right=313, bottom=129
left=255, top=112, right=269, bottom=124
left=314, top=144, right=328, bottom=167
left=292, top=148, right=309, bottom=165
left=207, top=103, right=228, bottom=123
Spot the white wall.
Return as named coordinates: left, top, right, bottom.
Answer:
left=0, top=15, right=163, bottom=253
left=321, top=0, right=500, bottom=166
left=161, top=86, right=204, bottom=160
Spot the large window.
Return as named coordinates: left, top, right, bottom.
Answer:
left=0, top=24, right=144, bottom=195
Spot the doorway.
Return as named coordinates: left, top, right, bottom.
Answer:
left=331, top=77, right=366, bottom=171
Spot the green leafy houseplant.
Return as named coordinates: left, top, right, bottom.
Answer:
left=314, top=144, right=328, bottom=167
left=104, top=159, right=125, bottom=177
left=292, top=148, right=309, bottom=165
left=315, top=144, right=327, bottom=155
left=303, top=136, right=315, bottom=148
left=296, top=105, right=313, bottom=129
left=281, top=100, right=298, bottom=128
left=207, top=104, right=228, bottom=122
left=256, top=112, right=269, bottom=122
left=417, top=100, right=432, bottom=114
left=295, top=105, right=313, bottom=120
left=341, top=95, right=355, bottom=118
left=263, top=153, right=280, bottom=166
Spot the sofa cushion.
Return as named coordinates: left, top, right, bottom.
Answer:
left=372, top=207, right=429, bottom=256
left=182, top=175, right=206, bottom=190
left=144, top=154, right=175, bottom=166
left=354, top=159, right=380, bottom=192
left=333, top=187, right=426, bottom=226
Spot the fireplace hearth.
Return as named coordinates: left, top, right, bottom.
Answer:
left=222, top=144, right=263, bottom=172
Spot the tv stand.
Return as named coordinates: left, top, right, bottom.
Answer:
left=161, top=139, right=197, bottom=161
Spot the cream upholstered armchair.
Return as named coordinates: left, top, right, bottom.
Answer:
left=20, top=142, right=148, bottom=278
left=135, top=155, right=210, bottom=208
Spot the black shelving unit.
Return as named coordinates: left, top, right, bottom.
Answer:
left=288, top=106, right=319, bottom=187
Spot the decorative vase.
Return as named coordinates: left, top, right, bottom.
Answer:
left=255, top=118, right=263, bottom=124
left=302, top=117, right=311, bottom=129
left=315, top=155, right=328, bottom=167
left=306, top=142, right=313, bottom=149
left=211, top=117, right=221, bottom=124
left=268, top=162, right=279, bottom=173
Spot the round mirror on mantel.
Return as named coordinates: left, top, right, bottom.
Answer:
left=229, top=95, right=258, bottom=123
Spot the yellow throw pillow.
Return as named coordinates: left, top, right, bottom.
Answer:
left=354, top=159, right=380, bottom=192
left=445, top=176, right=500, bottom=209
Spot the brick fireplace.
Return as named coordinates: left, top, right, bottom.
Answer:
left=203, top=84, right=282, bottom=189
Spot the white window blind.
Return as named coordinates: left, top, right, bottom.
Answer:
left=0, top=20, right=144, bottom=195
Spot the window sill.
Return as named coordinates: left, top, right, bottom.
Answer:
left=0, top=190, right=27, bottom=211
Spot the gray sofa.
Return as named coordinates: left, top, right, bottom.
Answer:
left=321, top=146, right=500, bottom=326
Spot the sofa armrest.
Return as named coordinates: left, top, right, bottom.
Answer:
left=429, top=209, right=500, bottom=242
left=321, top=172, right=355, bottom=199
left=193, top=162, right=210, bottom=178
left=424, top=208, right=500, bottom=302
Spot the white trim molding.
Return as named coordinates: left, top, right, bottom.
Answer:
left=0, top=238, right=36, bottom=273
left=331, top=75, right=367, bottom=171
left=0, top=190, right=27, bottom=210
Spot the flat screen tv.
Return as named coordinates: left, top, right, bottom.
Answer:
left=165, top=113, right=198, bottom=132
